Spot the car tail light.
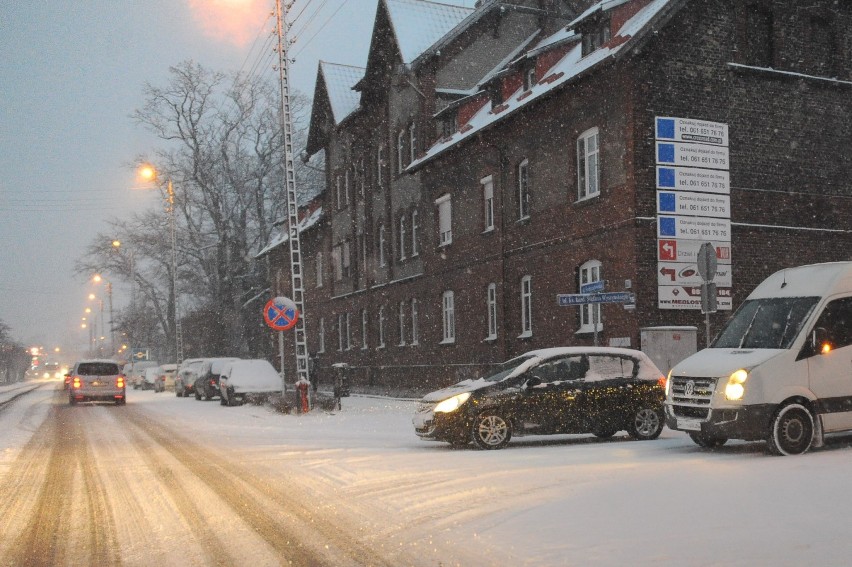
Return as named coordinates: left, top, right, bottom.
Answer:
left=72, top=376, right=82, bottom=389
left=116, top=376, right=125, bottom=388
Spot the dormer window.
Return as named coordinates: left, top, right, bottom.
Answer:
left=582, top=19, right=611, bottom=56
left=523, top=66, right=537, bottom=91
left=442, top=112, right=458, bottom=137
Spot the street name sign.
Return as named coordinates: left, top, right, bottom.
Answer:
left=558, top=292, right=635, bottom=306
left=580, top=280, right=605, bottom=294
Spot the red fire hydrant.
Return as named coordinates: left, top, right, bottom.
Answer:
left=296, top=380, right=310, bottom=413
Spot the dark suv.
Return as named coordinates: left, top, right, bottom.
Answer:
left=193, top=358, right=239, bottom=400
left=413, top=347, right=666, bottom=449
left=69, top=360, right=126, bottom=405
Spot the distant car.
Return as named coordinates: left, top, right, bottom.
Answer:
left=158, top=363, right=178, bottom=392
left=193, top=358, right=240, bottom=401
left=68, top=359, right=126, bottom=405
left=125, top=361, right=160, bottom=390
left=175, top=358, right=204, bottom=397
left=412, top=347, right=667, bottom=450
left=219, top=359, right=282, bottom=406
left=142, top=367, right=162, bottom=391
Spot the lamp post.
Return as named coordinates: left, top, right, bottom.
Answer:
left=137, top=164, right=182, bottom=363
left=93, top=274, right=114, bottom=355
left=112, top=240, right=135, bottom=310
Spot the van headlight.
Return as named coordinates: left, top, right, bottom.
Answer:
left=665, top=370, right=672, bottom=397
left=434, top=392, right=471, bottom=413
left=725, top=369, right=748, bottom=401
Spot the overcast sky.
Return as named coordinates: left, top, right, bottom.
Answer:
left=0, top=0, right=478, bottom=354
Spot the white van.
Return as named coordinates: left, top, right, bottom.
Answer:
left=665, top=262, right=852, bottom=456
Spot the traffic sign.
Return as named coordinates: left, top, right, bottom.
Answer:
left=580, top=280, right=605, bottom=294
left=658, top=262, right=732, bottom=287
left=697, top=242, right=718, bottom=281
left=263, top=296, right=299, bottom=331
left=130, top=348, right=149, bottom=361
left=657, top=239, right=731, bottom=264
left=558, top=292, right=634, bottom=306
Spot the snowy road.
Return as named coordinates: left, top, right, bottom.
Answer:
left=3, top=379, right=852, bottom=566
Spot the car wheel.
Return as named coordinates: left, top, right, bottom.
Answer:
left=628, top=407, right=664, bottom=440
left=115, top=397, right=126, bottom=406
left=227, top=388, right=238, bottom=407
left=688, top=432, right=728, bottom=448
left=220, top=391, right=227, bottom=406
left=766, top=403, right=814, bottom=456
left=471, top=412, right=512, bottom=450
left=195, top=390, right=201, bottom=400
left=176, top=388, right=183, bottom=397
left=593, top=429, right=618, bottom=439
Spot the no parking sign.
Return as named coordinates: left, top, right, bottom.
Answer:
left=263, top=296, right=299, bottom=331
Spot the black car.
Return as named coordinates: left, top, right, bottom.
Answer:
left=413, top=347, right=666, bottom=450
left=193, top=357, right=239, bottom=400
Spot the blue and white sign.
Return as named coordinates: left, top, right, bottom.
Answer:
left=655, top=117, right=729, bottom=146
left=657, top=191, right=730, bottom=218
left=658, top=216, right=731, bottom=241
left=656, top=141, right=730, bottom=170
left=656, top=166, right=730, bottom=194
left=558, top=292, right=635, bottom=306
left=580, top=280, right=605, bottom=294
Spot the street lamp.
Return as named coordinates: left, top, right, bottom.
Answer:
left=137, top=163, right=182, bottom=363
left=93, top=274, right=114, bottom=355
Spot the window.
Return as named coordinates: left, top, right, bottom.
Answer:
left=359, top=233, right=366, bottom=278
left=582, top=20, right=611, bottom=56
left=442, top=113, right=458, bottom=137
left=332, top=245, right=342, bottom=281
left=378, top=306, right=386, bottom=348
left=411, top=210, right=419, bottom=256
left=318, top=318, right=325, bottom=353
left=411, top=298, right=419, bottom=345
left=336, top=175, right=342, bottom=209
left=517, top=160, right=530, bottom=219
left=342, top=239, right=351, bottom=278
left=442, top=291, right=455, bottom=344
left=344, top=168, right=351, bottom=205
left=744, top=6, right=773, bottom=67
left=577, top=127, right=600, bottom=200
left=359, top=158, right=366, bottom=198
left=520, top=276, right=532, bottom=338
left=481, top=175, right=494, bottom=232
left=377, top=145, right=385, bottom=186
left=579, top=260, right=602, bottom=333
left=486, top=283, right=497, bottom=340
left=315, top=252, right=323, bottom=288
left=398, top=301, right=406, bottom=346
left=337, top=313, right=344, bottom=351
left=345, top=312, right=351, bottom=350
left=397, top=130, right=406, bottom=174
left=436, top=194, right=452, bottom=246
left=361, top=308, right=368, bottom=350
left=810, top=297, right=852, bottom=353
left=409, top=122, right=417, bottom=163
left=379, top=224, right=387, bottom=267
left=399, top=215, right=407, bottom=260
left=523, top=66, right=536, bottom=91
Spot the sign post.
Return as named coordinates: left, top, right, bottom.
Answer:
left=263, top=296, right=299, bottom=397
left=697, top=242, right=718, bottom=346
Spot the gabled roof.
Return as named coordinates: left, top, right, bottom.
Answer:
left=409, top=0, right=679, bottom=171
left=383, top=0, right=474, bottom=65
left=319, top=61, right=364, bottom=125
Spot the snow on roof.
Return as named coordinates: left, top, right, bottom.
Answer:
left=409, top=0, right=673, bottom=171
left=476, top=30, right=542, bottom=88
left=527, top=26, right=579, bottom=57
left=319, top=62, right=363, bottom=124
left=254, top=206, right=324, bottom=258
left=749, top=262, right=852, bottom=300
left=384, top=0, right=473, bottom=65
left=569, top=0, right=632, bottom=28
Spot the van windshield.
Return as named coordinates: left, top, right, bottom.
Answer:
left=713, top=296, right=819, bottom=349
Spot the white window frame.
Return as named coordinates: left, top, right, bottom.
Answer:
left=577, top=127, right=600, bottom=201
left=486, top=283, right=497, bottom=340
left=359, top=157, right=366, bottom=198
left=409, top=122, right=417, bottom=163
left=332, top=245, right=342, bottom=282
left=379, top=224, right=387, bottom=267
left=519, top=275, right=532, bottom=338
left=344, top=168, right=351, bottom=205
left=377, top=145, right=384, bottom=186
left=579, top=260, right=603, bottom=334
left=436, top=194, right=452, bottom=246
left=397, top=130, right=406, bottom=174
left=361, top=308, right=368, bottom=350
left=442, top=290, right=455, bottom=344
left=337, top=313, right=344, bottom=351
left=410, top=298, right=419, bottom=345
left=411, top=210, right=419, bottom=256
left=336, top=175, right=342, bottom=209
left=518, top=159, right=530, bottom=220
left=399, top=215, right=407, bottom=260
left=315, top=252, right=323, bottom=288
left=378, top=305, right=386, bottom=348
left=345, top=312, right=351, bottom=350
left=481, top=175, right=494, bottom=232
left=342, top=239, right=351, bottom=278
left=398, top=301, right=406, bottom=346
left=318, top=318, right=325, bottom=353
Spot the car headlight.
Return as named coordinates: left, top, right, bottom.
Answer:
left=433, top=392, right=471, bottom=413
left=725, top=369, right=748, bottom=401
left=665, top=370, right=672, bottom=397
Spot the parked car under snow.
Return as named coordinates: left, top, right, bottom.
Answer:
left=219, top=359, right=282, bottom=406
left=413, top=347, right=667, bottom=450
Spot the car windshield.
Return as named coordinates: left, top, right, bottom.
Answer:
left=713, top=297, right=820, bottom=349
left=481, top=355, right=538, bottom=383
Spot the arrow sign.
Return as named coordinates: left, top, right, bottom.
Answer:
left=263, top=296, right=299, bottom=331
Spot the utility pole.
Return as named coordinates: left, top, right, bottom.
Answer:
left=274, top=0, right=310, bottom=394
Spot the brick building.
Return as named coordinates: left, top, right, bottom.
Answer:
left=265, top=0, right=852, bottom=393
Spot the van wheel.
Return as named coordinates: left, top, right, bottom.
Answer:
left=227, top=389, right=238, bottom=407
left=767, top=403, right=814, bottom=456
left=628, top=407, right=664, bottom=440
left=471, top=412, right=512, bottom=450
left=689, top=433, right=727, bottom=448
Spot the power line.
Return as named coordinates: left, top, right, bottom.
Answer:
left=291, top=0, right=351, bottom=59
